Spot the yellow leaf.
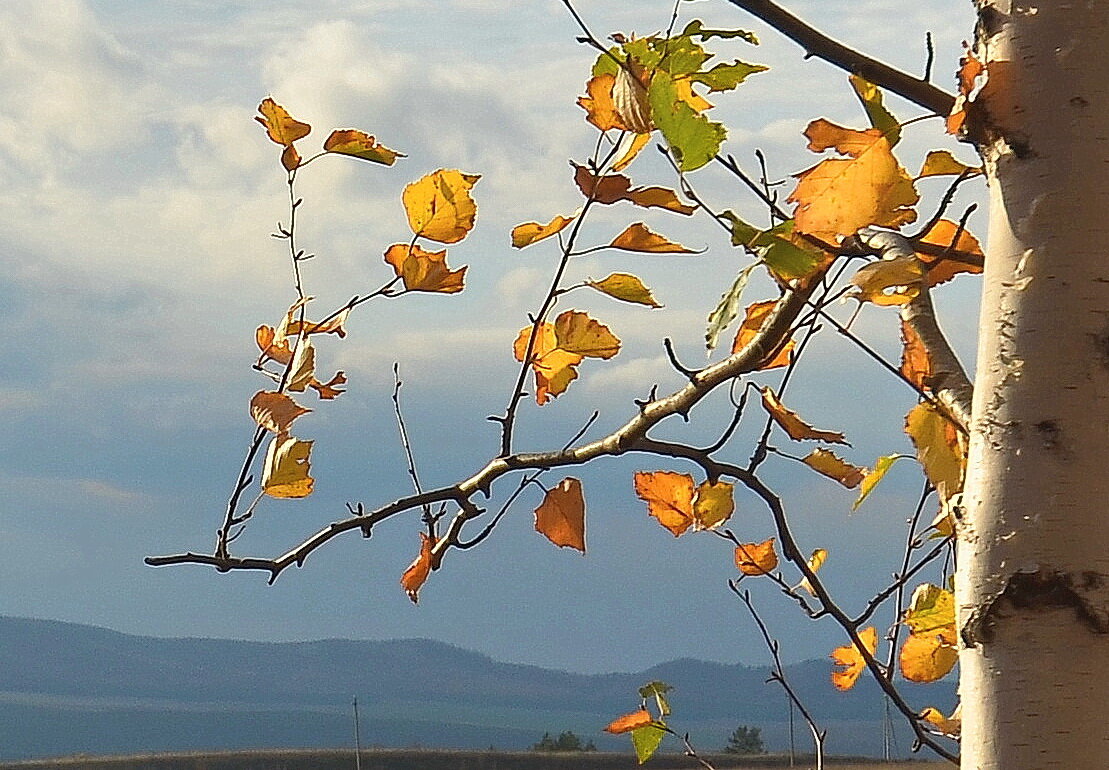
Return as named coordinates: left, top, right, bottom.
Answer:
left=900, top=628, right=958, bottom=683
left=261, top=433, right=314, bottom=498
left=255, top=98, right=311, bottom=146
left=789, top=119, right=918, bottom=240
left=513, top=323, right=583, bottom=406
left=554, top=310, right=621, bottom=359
left=731, top=300, right=794, bottom=369
left=853, top=454, right=903, bottom=511
left=849, top=255, right=923, bottom=306
left=604, top=709, right=654, bottom=735
left=534, top=478, right=586, bottom=553
left=402, top=169, right=481, bottom=244
left=917, top=149, right=982, bottom=179
left=578, top=74, right=627, bottom=132
left=250, top=391, right=310, bottom=434
left=612, top=132, right=652, bottom=172
left=916, top=219, right=985, bottom=286
left=610, top=223, right=696, bottom=253
left=760, top=386, right=848, bottom=444
left=383, top=244, right=467, bottom=293
left=692, top=480, right=734, bottom=529
left=634, top=470, right=695, bottom=537
left=285, top=339, right=316, bottom=393
left=735, top=537, right=778, bottom=576
left=400, top=532, right=435, bottom=604
left=921, top=705, right=961, bottom=737
left=587, top=273, right=662, bottom=308
left=511, top=214, right=576, bottom=249
left=903, top=583, right=956, bottom=635
left=803, top=449, right=865, bottom=488
left=797, top=547, right=828, bottom=596
left=904, top=403, right=966, bottom=502
left=831, top=626, right=878, bottom=691
left=323, top=129, right=404, bottom=166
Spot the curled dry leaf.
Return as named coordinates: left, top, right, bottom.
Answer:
left=324, top=129, right=404, bottom=166
left=604, top=709, right=654, bottom=735
left=735, top=538, right=778, bottom=576
left=587, top=273, right=662, bottom=308
left=921, top=705, right=961, bottom=737
left=287, top=308, right=352, bottom=338
left=250, top=391, right=310, bottom=434
left=309, top=371, right=347, bottom=400
left=255, top=98, right=311, bottom=146
left=256, top=325, right=292, bottom=365
left=402, top=169, right=481, bottom=244
left=281, top=144, right=301, bottom=172
left=400, top=532, right=436, bottom=604
left=947, top=49, right=985, bottom=135
left=261, top=433, right=314, bottom=499
left=285, top=339, right=316, bottom=393
left=384, top=244, right=467, bottom=293
left=610, top=223, right=696, bottom=253
left=760, top=386, right=848, bottom=444
left=534, top=478, right=586, bottom=553
left=612, top=60, right=654, bottom=133
left=571, top=164, right=694, bottom=214
left=511, top=214, right=576, bottom=249
left=802, top=448, right=865, bottom=488
left=831, top=626, right=878, bottom=691
left=731, top=300, right=793, bottom=369
left=899, top=318, right=933, bottom=391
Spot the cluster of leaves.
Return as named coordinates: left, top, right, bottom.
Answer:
left=604, top=682, right=676, bottom=764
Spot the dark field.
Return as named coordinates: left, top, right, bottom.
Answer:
left=0, top=749, right=947, bottom=770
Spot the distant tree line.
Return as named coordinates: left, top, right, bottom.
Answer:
left=531, top=731, right=596, bottom=752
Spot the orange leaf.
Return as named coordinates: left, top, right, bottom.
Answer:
left=281, top=144, right=301, bottom=171
left=612, top=132, right=652, bottom=172
left=513, top=323, right=583, bottom=405
left=947, top=49, right=984, bottom=135
left=760, top=387, right=848, bottom=444
left=921, top=705, right=961, bottom=737
left=803, top=449, right=865, bottom=488
left=261, top=433, right=314, bottom=499
left=899, top=319, right=933, bottom=391
left=735, top=538, right=778, bottom=576
left=309, top=371, right=347, bottom=400
left=604, top=709, right=654, bottom=735
left=402, top=169, right=480, bottom=244
left=256, top=324, right=292, bottom=365
left=578, top=74, right=627, bottom=132
left=554, top=310, right=621, bottom=359
left=384, top=244, right=467, bottom=293
left=287, top=308, right=352, bottom=338
left=789, top=119, right=918, bottom=240
left=634, top=470, right=694, bottom=537
left=255, top=98, right=311, bottom=146
left=831, top=626, right=878, bottom=691
left=323, top=129, right=404, bottom=166
left=250, top=391, right=310, bottom=434
left=534, top=478, right=586, bottom=553
left=916, top=219, right=984, bottom=286
left=400, top=532, right=436, bottom=604
left=625, top=187, right=696, bottom=215
left=511, top=214, right=576, bottom=249
left=900, top=628, right=958, bottom=683
left=610, top=223, right=695, bottom=253
left=731, top=301, right=794, bottom=369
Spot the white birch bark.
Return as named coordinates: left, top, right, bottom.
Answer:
left=958, top=2, right=1109, bottom=768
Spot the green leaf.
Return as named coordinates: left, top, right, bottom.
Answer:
left=653, top=36, right=709, bottom=76
left=682, top=20, right=759, bottom=45
left=849, top=75, right=901, bottom=146
left=592, top=49, right=622, bottom=78
left=721, top=210, right=760, bottom=246
left=638, top=680, right=673, bottom=716
left=648, top=74, right=726, bottom=172
left=588, top=273, right=662, bottom=308
left=903, top=583, right=955, bottom=635
left=852, top=454, right=904, bottom=511
left=631, top=724, right=667, bottom=764
left=705, top=263, right=755, bottom=351
left=756, top=220, right=824, bottom=283
left=690, top=60, right=768, bottom=92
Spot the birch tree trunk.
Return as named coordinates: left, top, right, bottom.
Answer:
left=958, top=2, right=1109, bottom=768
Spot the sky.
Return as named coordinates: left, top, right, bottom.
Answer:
left=0, top=0, right=984, bottom=675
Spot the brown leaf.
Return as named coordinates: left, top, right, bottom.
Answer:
left=384, top=244, right=467, bottom=293
left=610, top=223, right=695, bottom=253
left=281, top=144, right=301, bottom=171
left=760, top=387, right=848, bottom=444
left=534, top=478, right=586, bottom=553
left=803, top=449, right=865, bottom=488
left=309, top=371, right=347, bottom=400
left=731, top=300, right=794, bottom=369
left=634, top=470, right=694, bottom=537
left=250, top=391, right=310, bottom=434
left=255, top=98, right=311, bottom=146
left=735, top=538, right=778, bottom=576
left=400, top=532, right=435, bottom=604
left=571, top=164, right=693, bottom=214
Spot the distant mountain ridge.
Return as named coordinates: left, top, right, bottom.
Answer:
left=0, top=616, right=955, bottom=761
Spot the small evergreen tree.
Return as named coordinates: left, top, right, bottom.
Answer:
left=723, top=725, right=765, bottom=755
left=531, top=731, right=595, bottom=752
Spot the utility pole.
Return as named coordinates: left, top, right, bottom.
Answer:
left=353, top=696, right=362, bottom=770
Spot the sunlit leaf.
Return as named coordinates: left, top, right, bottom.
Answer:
left=731, top=300, right=794, bottom=369
left=286, top=339, right=316, bottom=393
left=624, top=186, right=696, bottom=215
left=610, top=223, right=696, bottom=254
left=604, top=709, right=654, bottom=734
left=947, top=49, right=984, bottom=135
left=631, top=724, right=666, bottom=764
left=853, top=454, right=904, bottom=511
left=261, top=433, right=314, bottom=498
left=904, top=402, right=966, bottom=502
left=849, top=255, right=923, bottom=306
left=400, top=532, right=435, bottom=604
left=797, top=548, right=828, bottom=596
left=921, top=705, right=961, bottom=737
left=849, top=75, right=901, bottom=145
left=309, top=371, right=347, bottom=400
left=705, top=264, right=755, bottom=352
left=903, top=583, right=956, bottom=635
left=587, top=273, right=662, bottom=308
left=723, top=213, right=828, bottom=285
left=571, top=165, right=694, bottom=214
left=916, top=219, right=985, bottom=286
left=324, top=129, right=404, bottom=165
left=554, top=310, right=621, bottom=359
left=513, top=323, right=583, bottom=406
left=735, top=538, right=778, bottom=576
left=899, top=319, right=933, bottom=391
left=402, top=169, right=481, bottom=244
left=917, top=150, right=982, bottom=179
left=760, top=387, right=848, bottom=444
left=789, top=119, right=918, bottom=240
left=648, top=73, right=726, bottom=171
left=578, top=73, right=627, bottom=132
left=691, top=60, right=768, bottom=92
left=511, top=214, right=576, bottom=249
left=634, top=470, right=695, bottom=536
left=250, top=391, right=310, bottom=434
left=831, top=626, right=878, bottom=691
left=803, top=449, right=865, bottom=488
left=638, top=681, right=673, bottom=716
left=255, top=98, right=311, bottom=146
left=682, top=20, right=759, bottom=45
left=281, top=144, right=301, bottom=172
left=383, top=244, right=467, bottom=293
left=534, top=478, right=586, bottom=553
left=287, top=308, right=352, bottom=339
left=256, top=324, right=292, bottom=365
left=612, top=61, right=654, bottom=133
left=900, top=628, right=958, bottom=683
left=613, top=132, right=652, bottom=172
left=693, top=479, right=734, bottom=529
